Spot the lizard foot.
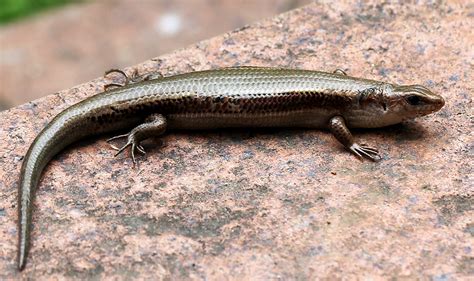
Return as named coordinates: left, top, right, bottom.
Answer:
left=349, top=143, right=381, bottom=161
left=105, top=114, right=166, bottom=165
left=107, top=134, right=146, bottom=165
left=103, top=68, right=163, bottom=91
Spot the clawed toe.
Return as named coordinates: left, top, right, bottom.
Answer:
left=136, top=145, right=146, bottom=154
left=106, top=134, right=129, bottom=150
left=104, top=83, right=125, bottom=91
left=104, top=69, right=129, bottom=91
left=113, top=141, right=132, bottom=157
left=359, top=144, right=379, bottom=154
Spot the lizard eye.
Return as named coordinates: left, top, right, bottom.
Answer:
left=406, top=95, right=422, bottom=106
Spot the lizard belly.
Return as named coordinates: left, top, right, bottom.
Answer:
left=166, top=108, right=337, bottom=130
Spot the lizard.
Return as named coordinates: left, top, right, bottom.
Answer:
left=16, top=66, right=445, bottom=270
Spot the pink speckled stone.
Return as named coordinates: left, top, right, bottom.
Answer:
left=0, top=2, right=472, bottom=279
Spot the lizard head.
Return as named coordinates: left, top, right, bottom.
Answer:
left=348, top=84, right=445, bottom=128
left=387, top=84, right=445, bottom=120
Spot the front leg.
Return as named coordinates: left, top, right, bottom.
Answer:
left=107, top=114, right=167, bottom=164
left=328, top=116, right=381, bottom=161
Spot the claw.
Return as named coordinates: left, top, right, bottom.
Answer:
left=109, top=143, right=120, bottom=151
left=130, top=71, right=163, bottom=83
left=350, top=146, right=364, bottom=160
left=107, top=134, right=129, bottom=142
left=130, top=69, right=140, bottom=80
left=334, top=68, right=347, bottom=76
left=359, top=145, right=379, bottom=154
left=113, top=141, right=131, bottom=157
left=104, top=69, right=130, bottom=90
left=104, top=83, right=125, bottom=91
left=107, top=134, right=129, bottom=150
left=137, top=145, right=146, bottom=154
left=130, top=74, right=152, bottom=83
left=131, top=143, right=137, bottom=165
left=104, top=69, right=129, bottom=82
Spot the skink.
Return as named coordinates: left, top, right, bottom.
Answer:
left=17, top=66, right=445, bottom=270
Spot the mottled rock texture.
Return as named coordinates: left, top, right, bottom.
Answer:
left=0, top=2, right=472, bottom=280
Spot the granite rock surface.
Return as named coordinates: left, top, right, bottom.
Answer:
left=0, top=2, right=472, bottom=279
